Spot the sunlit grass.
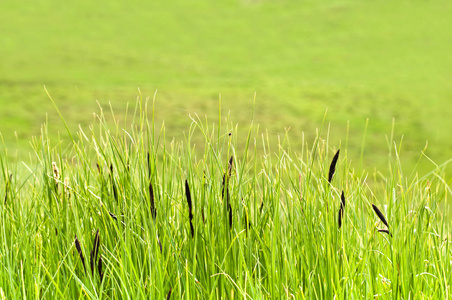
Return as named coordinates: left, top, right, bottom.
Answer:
left=0, top=97, right=450, bottom=298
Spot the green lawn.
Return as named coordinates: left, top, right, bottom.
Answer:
left=0, top=0, right=451, bottom=176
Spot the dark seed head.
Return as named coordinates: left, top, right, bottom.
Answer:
left=110, top=164, right=118, bottom=201
left=90, top=229, right=100, bottom=275
left=109, top=211, right=118, bottom=220
left=74, top=235, right=86, bottom=272
left=147, top=152, right=151, bottom=178
left=340, top=190, right=346, bottom=209
left=98, top=256, right=103, bottom=281
left=372, top=204, right=389, bottom=228
left=378, top=229, right=392, bottom=237
left=328, top=149, right=340, bottom=183
left=228, top=156, right=233, bottom=176
left=149, top=181, right=156, bottom=220
left=166, top=288, right=172, bottom=300
left=185, top=180, right=194, bottom=237
left=338, top=207, right=344, bottom=229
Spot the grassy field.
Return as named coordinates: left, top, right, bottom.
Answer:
left=0, top=0, right=451, bottom=176
left=0, top=103, right=450, bottom=298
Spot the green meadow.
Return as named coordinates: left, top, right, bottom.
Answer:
left=1, top=0, right=451, bottom=175
left=0, top=0, right=452, bottom=298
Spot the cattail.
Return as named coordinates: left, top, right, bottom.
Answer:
left=185, top=180, right=194, bottom=238
left=166, top=288, right=172, bottom=300
left=149, top=182, right=156, bottom=220
left=328, top=149, right=340, bottom=183
left=110, top=164, right=118, bottom=201
left=4, top=173, right=12, bottom=204
left=90, top=229, right=100, bottom=276
left=96, top=163, right=101, bottom=174
left=74, top=235, right=86, bottom=272
left=372, top=204, right=389, bottom=228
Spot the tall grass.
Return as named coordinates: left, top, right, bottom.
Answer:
left=0, top=97, right=451, bottom=299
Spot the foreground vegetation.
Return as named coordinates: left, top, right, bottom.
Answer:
left=0, top=100, right=451, bottom=299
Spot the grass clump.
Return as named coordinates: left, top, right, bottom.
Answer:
left=0, top=98, right=451, bottom=299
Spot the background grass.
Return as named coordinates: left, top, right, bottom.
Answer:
left=0, top=0, right=451, bottom=176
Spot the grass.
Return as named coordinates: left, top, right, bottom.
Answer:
left=1, top=0, right=452, bottom=175
left=0, top=99, right=451, bottom=299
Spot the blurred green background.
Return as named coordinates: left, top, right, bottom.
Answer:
left=0, top=0, right=451, bottom=175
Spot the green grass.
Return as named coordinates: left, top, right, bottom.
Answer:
left=0, top=100, right=451, bottom=298
left=1, top=0, right=451, bottom=175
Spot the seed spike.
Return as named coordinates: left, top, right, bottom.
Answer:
left=166, top=288, right=172, bottom=300
left=98, top=256, right=103, bottom=281
left=378, top=229, right=392, bottom=237
left=338, top=208, right=343, bottom=229
left=228, top=155, right=233, bottom=177
left=328, top=149, right=340, bottom=183
left=372, top=204, right=389, bottom=228
left=109, top=211, right=118, bottom=220
left=185, top=180, right=194, bottom=237
left=90, top=229, right=100, bottom=275
left=147, top=152, right=151, bottom=179
left=340, top=190, right=346, bottom=209
left=149, top=181, right=156, bottom=219
left=74, top=235, right=86, bottom=272
left=221, top=157, right=234, bottom=229
left=110, top=163, right=118, bottom=201
left=337, top=191, right=346, bottom=229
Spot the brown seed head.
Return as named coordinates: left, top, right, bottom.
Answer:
left=328, top=149, right=340, bottom=183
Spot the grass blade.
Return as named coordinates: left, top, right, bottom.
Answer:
left=4, top=173, right=12, bottom=204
